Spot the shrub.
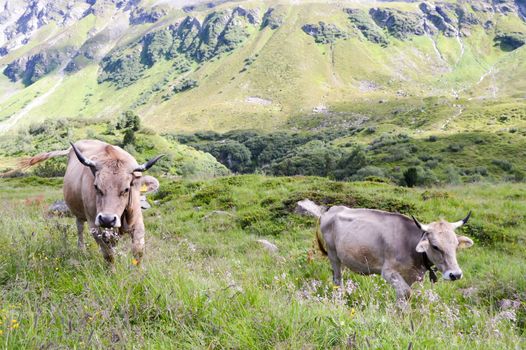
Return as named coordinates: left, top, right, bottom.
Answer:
left=403, top=167, right=418, bottom=187
left=123, top=129, right=136, bottom=146
left=424, top=159, right=439, bottom=169
left=402, top=166, right=437, bottom=187
left=351, top=166, right=386, bottom=181
left=492, top=159, right=513, bottom=172
left=333, top=146, right=368, bottom=180
left=427, top=135, right=438, bottom=142
left=28, top=122, right=50, bottom=136
left=447, top=143, right=463, bottom=152
left=33, top=158, right=66, bottom=178
left=444, top=165, right=461, bottom=185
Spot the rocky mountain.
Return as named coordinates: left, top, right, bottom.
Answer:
left=0, top=0, right=525, bottom=133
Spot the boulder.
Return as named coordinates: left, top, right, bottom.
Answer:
left=256, top=239, right=278, bottom=253
left=295, top=199, right=326, bottom=218
left=47, top=200, right=71, bottom=217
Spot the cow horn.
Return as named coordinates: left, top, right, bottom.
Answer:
left=412, top=215, right=430, bottom=232
left=452, top=211, right=472, bottom=229
left=70, top=142, right=97, bottom=169
left=134, top=154, right=165, bottom=172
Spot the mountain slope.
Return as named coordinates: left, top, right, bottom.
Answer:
left=0, top=0, right=525, bottom=133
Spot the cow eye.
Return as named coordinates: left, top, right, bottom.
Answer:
left=431, top=244, right=441, bottom=252
left=121, top=188, right=130, bottom=196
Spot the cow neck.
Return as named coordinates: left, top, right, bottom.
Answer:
left=422, top=252, right=438, bottom=283
left=418, top=230, right=438, bottom=283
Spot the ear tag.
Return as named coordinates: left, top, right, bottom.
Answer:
left=140, top=184, right=148, bottom=193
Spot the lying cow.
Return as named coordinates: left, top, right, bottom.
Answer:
left=299, top=200, right=473, bottom=299
left=18, top=140, right=163, bottom=266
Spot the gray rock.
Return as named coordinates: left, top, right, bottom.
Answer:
left=203, top=210, right=234, bottom=220
left=369, top=8, right=425, bottom=39
left=48, top=200, right=71, bottom=217
left=295, top=199, right=325, bottom=218
left=129, top=6, right=167, bottom=25
left=140, top=195, right=151, bottom=209
left=256, top=239, right=278, bottom=253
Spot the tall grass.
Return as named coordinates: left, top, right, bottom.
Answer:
left=0, top=175, right=524, bottom=348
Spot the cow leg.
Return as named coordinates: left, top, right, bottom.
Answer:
left=131, top=229, right=145, bottom=266
left=381, top=267, right=411, bottom=300
left=76, top=218, right=86, bottom=250
left=328, top=250, right=342, bottom=286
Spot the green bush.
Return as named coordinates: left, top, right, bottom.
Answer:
left=351, top=166, right=385, bottom=181
left=33, top=158, right=66, bottom=178
left=492, top=159, right=513, bottom=172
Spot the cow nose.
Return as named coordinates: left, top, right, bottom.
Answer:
left=449, top=272, right=462, bottom=281
left=97, top=214, right=118, bottom=228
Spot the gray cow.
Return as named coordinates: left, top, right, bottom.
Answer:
left=299, top=200, right=474, bottom=299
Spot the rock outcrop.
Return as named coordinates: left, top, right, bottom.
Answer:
left=98, top=7, right=257, bottom=87
left=302, top=22, right=349, bottom=44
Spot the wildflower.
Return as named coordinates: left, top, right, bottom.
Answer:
left=131, top=258, right=139, bottom=266
left=350, top=308, right=356, bottom=318
left=0, top=330, right=3, bottom=335
left=55, top=267, right=59, bottom=271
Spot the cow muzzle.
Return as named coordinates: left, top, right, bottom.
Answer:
left=95, top=213, right=121, bottom=228
left=443, top=269, right=463, bottom=281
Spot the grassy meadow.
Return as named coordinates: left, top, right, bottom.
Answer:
left=0, top=175, right=525, bottom=348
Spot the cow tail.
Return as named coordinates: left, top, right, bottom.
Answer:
left=1, top=149, right=70, bottom=177
left=315, top=218, right=328, bottom=256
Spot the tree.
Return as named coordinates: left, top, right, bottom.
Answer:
left=333, top=146, right=368, bottom=180
left=199, top=140, right=252, bottom=173
left=117, top=111, right=141, bottom=131
left=123, top=129, right=136, bottom=146
left=403, top=167, right=419, bottom=187
left=270, top=141, right=342, bottom=177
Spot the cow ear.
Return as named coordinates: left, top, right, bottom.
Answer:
left=139, top=176, right=159, bottom=194
left=457, top=235, right=474, bottom=249
left=415, top=236, right=429, bottom=253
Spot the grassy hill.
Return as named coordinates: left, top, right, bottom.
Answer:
left=0, top=0, right=525, bottom=134
left=0, top=174, right=524, bottom=348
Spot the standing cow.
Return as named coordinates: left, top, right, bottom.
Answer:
left=18, top=140, right=163, bottom=266
left=298, top=200, right=474, bottom=300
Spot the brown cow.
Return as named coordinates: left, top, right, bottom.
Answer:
left=19, top=140, right=163, bottom=266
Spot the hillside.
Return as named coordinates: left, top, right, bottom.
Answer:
left=0, top=0, right=525, bottom=134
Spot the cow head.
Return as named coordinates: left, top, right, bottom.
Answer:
left=412, top=212, right=474, bottom=281
left=71, top=143, right=163, bottom=229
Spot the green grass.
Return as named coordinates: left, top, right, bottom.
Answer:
left=0, top=174, right=524, bottom=348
